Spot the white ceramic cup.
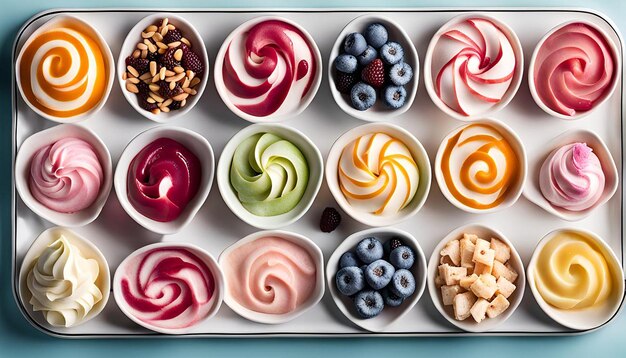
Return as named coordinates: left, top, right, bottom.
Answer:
left=326, top=227, right=426, bottom=332
left=218, top=230, right=325, bottom=324
left=117, top=13, right=209, bottom=123
left=328, top=14, right=419, bottom=121
left=427, top=223, right=525, bottom=332
left=326, top=122, right=431, bottom=227
left=15, top=124, right=113, bottom=227
left=114, top=126, right=214, bottom=235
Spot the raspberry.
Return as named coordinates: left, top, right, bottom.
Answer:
left=181, top=48, right=204, bottom=75
left=138, top=96, right=157, bottom=111
left=159, top=48, right=180, bottom=70
left=159, top=81, right=183, bottom=99
left=320, top=207, right=341, bottom=233
left=125, top=56, right=149, bottom=74
left=335, top=71, right=358, bottom=94
left=163, top=28, right=182, bottom=44
left=361, top=58, right=385, bottom=88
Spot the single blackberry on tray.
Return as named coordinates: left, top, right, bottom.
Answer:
left=320, top=207, right=342, bottom=232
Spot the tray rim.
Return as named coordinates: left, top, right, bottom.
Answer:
left=10, top=6, right=626, bottom=339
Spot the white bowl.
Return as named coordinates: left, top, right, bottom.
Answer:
left=528, top=20, right=620, bottom=121
left=434, top=118, right=527, bottom=214
left=117, top=13, right=209, bottom=123
left=423, top=14, right=523, bottom=121
left=15, top=15, right=115, bottom=123
left=218, top=230, right=325, bottom=324
left=326, top=122, right=431, bottom=227
left=326, top=227, right=426, bottom=332
left=328, top=14, right=419, bottom=121
left=527, top=228, right=624, bottom=330
left=114, top=126, right=214, bottom=235
left=427, top=223, right=525, bottom=333
left=15, top=124, right=113, bottom=227
left=18, top=227, right=111, bottom=328
left=113, top=242, right=224, bottom=334
left=213, top=16, right=322, bottom=123
left=523, top=129, right=618, bottom=221
left=216, top=123, right=323, bottom=229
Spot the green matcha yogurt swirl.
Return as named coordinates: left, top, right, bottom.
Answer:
left=230, top=132, right=309, bottom=216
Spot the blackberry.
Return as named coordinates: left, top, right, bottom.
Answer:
left=320, top=207, right=341, bottom=233
left=181, top=48, right=204, bottom=75
left=146, top=50, right=159, bottom=62
left=159, top=81, right=183, bottom=99
left=136, top=81, right=150, bottom=99
left=138, top=96, right=157, bottom=111
left=163, top=28, right=183, bottom=44
left=334, top=71, right=357, bottom=94
left=159, top=48, right=180, bottom=70
left=170, top=101, right=182, bottom=110
left=125, top=56, right=149, bottom=74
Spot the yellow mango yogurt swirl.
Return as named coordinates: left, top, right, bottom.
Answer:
left=19, top=19, right=109, bottom=118
left=26, top=235, right=103, bottom=327
left=534, top=231, right=614, bottom=310
left=339, top=133, right=419, bottom=215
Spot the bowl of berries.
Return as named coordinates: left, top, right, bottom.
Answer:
left=326, top=227, right=426, bottom=332
left=329, top=15, right=419, bottom=121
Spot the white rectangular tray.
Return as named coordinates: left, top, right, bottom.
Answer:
left=12, top=8, right=626, bottom=337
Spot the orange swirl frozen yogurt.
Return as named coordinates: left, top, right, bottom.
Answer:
left=18, top=18, right=110, bottom=118
left=440, top=123, right=520, bottom=210
left=221, top=236, right=317, bottom=315
left=338, top=133, right=419, bottom=215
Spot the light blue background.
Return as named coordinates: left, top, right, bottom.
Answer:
left=2, top=1, right=625, bottom=357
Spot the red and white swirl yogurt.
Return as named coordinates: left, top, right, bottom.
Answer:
left=219, top=18, right=319, bottom=119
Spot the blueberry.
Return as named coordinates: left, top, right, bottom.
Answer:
left=339, top=251, right=361, bottom=268
left=383, top=237, right=405, bottom=255
left=335, top=266, right=365, bottom=296
left=354, top=290, right=384, bottom=319
left=334, top=54, right=358, bottom=73
left=382, top=85, right=407, bottom=109
left=380, top=42, right=404, bottom=65
left=364, top=23, right=389, bottom=49
left=344, top=32, right=368, bottom=56
left=381, top=287, right=404, bottom=307
left=350, top=82, right=376, bottom=111
left=357, top=45, right=377, bottom=66
left=389, top=62, right=413, bottom=86
left=389, top=246, right=415, bottom=270
left=365, top=259, right=395, bottom=290
left=390, top=269, right=416, bottom=298
left=355, top=237, right=384, bottom=264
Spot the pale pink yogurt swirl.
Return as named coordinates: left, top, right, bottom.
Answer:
left=533, top=23, right=616, bottom=117
left=431, top=17, right=517, bottom=116
left=539, top=143, right=605, bottom=211
left=29, top=137, right=103, bottom=213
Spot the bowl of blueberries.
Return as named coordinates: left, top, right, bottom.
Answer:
left=326, top=227, right=427, bottom=332
left=328, top=15, right=419, bottom=121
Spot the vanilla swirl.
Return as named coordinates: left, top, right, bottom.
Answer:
left=29, top=137, right=103, bottom=213
left=230, top=132, right=309, bottom=216
left=431, top=17, right=517, bottom=116
left=533, top=22, right=616, bottom=116
left=339, top=133, right=419, bottom=215
left=539, top=143, right=605, bottom=211
left=26, top=235, right=103, bottom=327
left=18, top=19, right=109, bottom=118
left=440, top=123, right=519, bottom=210
left=534, top=231, right=614, bottom=310
left=118, top=247, right=216, bottom=330
left=222, top=236, right=317, bottom=315
left=222, top=19, right=318, bottom=118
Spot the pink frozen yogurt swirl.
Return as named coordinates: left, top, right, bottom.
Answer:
left=431, top=17, right=517, bottom=117
left=222, top=236, right=317, bottom=315
left=539, top=143, right=605, bottom=211
left=222, top=19, right=317, bottom=118
left=29, top=137, right=103, bottom=213
left=119, top=247, right=216, bottom=331
left=533, top=23, right=616, bottom=117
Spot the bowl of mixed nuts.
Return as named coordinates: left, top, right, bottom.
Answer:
left=118, top=14, right=209, bottom=122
